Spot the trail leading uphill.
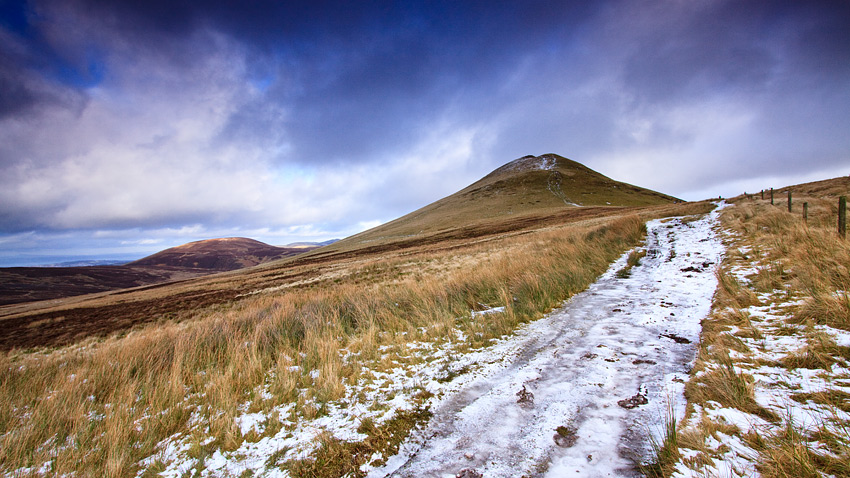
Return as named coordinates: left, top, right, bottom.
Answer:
left=129, top=205, right=726, bottom=478
left=370, top=204, right=727, bottom=477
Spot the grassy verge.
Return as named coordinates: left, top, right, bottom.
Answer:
left=648, top=194, right=850, bottom=477
left=282, top=406, right=433, bottom=478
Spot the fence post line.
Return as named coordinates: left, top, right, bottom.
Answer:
left=840, top=196, right=847, bottom=239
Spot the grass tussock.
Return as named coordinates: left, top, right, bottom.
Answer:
left=754, top=414, right=850, bottom=478
left=796, top=290, right=850, bottom=331
left=616, top=248, right=647, bottom=279
left=1, top=212, right=654, bottom=476
left=640, top=404, right=680, bottom=478
left=282, top=406, right=432, bottom=478
left=714, top=268, right=760, bottom=309
left=791, top=390, right=850, bottom=414
left=780, top=331, right=847, bottom=370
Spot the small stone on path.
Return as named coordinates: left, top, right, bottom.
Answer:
left=617, top=392, right=648, bottom=409
left=456, top=468, right=483, bottom=478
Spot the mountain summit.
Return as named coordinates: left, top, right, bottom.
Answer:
left=461, top=153, right=677, bottom=209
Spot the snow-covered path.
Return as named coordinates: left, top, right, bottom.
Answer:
left=373, top=206, right=726, bottom=478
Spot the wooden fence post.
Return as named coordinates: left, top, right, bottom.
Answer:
left=840, top=196, right=847, bottom=239
left=761, top=190, right=764, bottom=200
left=788, top=191, right=792, bottom=212
left=770, top=188, right=774, bottom=205
left=803, top=202, right=808, bottom=225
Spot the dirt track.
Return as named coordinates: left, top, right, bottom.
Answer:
left=369, top=205, right=725, bottom=477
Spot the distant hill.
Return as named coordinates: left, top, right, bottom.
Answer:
left=322, top=153, right=678, bottom=251
left=128, top=237, right=310, bottom=271
left=0, top=238, right=320, bottom=306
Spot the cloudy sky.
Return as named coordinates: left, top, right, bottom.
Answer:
left=1, top=0, right=848, bottom=266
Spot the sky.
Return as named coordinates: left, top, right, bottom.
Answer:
left=1, top=0, right=848, bottom=266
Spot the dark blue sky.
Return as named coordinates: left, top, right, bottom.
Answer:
left=1, top=0, right=849, bottom=265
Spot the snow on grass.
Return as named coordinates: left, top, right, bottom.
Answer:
left=134, top=308, right=539, bottom=476
left=470, top=305, right=506, bottom=319
left=131, top=206, right=729, bottom=477
left=670, top=207, right=850, bottom=478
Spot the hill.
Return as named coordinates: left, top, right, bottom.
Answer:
left=314, top=153, right=678, bottom=254
left=0, top=238, right=318, bottom=306
left=129, top=237, right=308, bottom=270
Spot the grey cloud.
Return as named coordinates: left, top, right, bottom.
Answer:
left=0, top=64, right=39, bottom=118
left=614, top=2, right=775, bottom=106
left=0, top=31, right=88, bottom=121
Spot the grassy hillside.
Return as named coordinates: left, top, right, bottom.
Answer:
left=318, top=153, right=679, bottom=254
left=3, top=164, right=844, bottom=476
left=1, top=203, right=716, bottom=477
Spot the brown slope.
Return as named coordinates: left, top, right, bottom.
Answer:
left=129, top=237, right=308, bottom=271
left=0, top=266, right=182, bottom=306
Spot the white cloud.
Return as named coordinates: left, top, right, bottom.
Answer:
left=120, top=238, right=162, bottom=246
